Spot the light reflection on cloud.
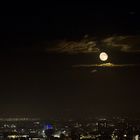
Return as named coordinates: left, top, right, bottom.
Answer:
left=73, top=63, right=140, bottom=68
left=45, top=35, right=140, bottom=54
left=46, top=38, right=99, bottom=54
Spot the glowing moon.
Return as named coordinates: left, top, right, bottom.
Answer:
left=99, top=52, right=108, bottom=61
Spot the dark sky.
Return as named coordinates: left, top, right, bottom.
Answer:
left=0, top=1, right=140, bottom=119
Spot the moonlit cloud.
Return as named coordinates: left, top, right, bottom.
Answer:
left=73, top=63, right=140, bottom=68
left=45, top=35, right=140, bottom=54
left=102, top=35, right=140, bottom=53
left=46, top=38, right=99, bottom=54
left=102, top=36, right=131, bottom=52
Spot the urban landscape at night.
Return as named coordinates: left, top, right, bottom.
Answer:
left=0, top=1, right=140, bottom=140
left=0, top=117, right=140, bottom=139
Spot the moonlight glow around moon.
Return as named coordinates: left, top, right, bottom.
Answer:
left=99, top=52, right=108, bottom=61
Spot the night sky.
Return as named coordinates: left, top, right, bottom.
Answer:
left=0, top=1, right=140, bottom=119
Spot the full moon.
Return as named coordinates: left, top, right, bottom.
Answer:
left=99, top=52, right=108, bottom=61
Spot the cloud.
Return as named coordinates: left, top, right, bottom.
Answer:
left=46, top=38, right=99, bottom=54
left=73, top=63, right=140, bottom=68
left=45, top=35, right=140, bottom=54
left=102, top=35, right=140, bottom=53
left=91, top=69, right=97, bottom=73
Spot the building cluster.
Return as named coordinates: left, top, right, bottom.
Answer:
left=0, top=117, right=140, bottom=140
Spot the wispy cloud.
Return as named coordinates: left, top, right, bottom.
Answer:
left=45, top=35, right=140, bottom=54
left=73, top=63, right=140, bottom=68
left=102, top=36, right=140, bottom=53
left=102, top=36, right=131, bottom=52
left=46, top=38, right=99, bottom=54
